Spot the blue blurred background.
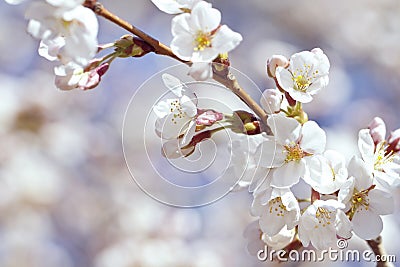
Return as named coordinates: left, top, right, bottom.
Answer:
left=0, top=0, right=399, bottom=266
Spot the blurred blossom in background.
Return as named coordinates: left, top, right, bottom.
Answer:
left=0, top=0, right=399, bottom=266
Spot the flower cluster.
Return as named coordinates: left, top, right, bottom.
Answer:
left=151, top=0, right=243, bottom=80
left=3, top=0, right=399, bottom=262
left=241, top=49, right=399, bottom=253
left=5, top=1, right=157, bottom=91
left=23, top=0, right=106, bottom=90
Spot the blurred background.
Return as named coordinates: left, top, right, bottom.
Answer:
left=0, top=0, right=399, bottom=266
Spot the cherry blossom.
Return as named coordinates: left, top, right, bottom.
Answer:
left=256, top=114, right=326, bottom=188
left=153, top=74, right=198, bottom=145
left=251, top=187, right=300, bottom=237
left=275, top=48, right=330, bottom=103
left=298, top=199, right=352, bottom=250
left=338, top=156, right=394, bottom=240
left=358, top=128, right=400, bottom=188
left=170, top=1, right=242, bottom=63
left=303, top=150, right=348, bottom=194
left=25, top=0, right=98, bottom=65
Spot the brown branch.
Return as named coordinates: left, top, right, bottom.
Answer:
left=366, top=236, right=394, bottom=267
left=84, top=1, right=270, bottom=132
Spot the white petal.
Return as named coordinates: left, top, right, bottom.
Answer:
left=300, top=121, right=326, bottom=154
left=181, top=120, right=197, bottom=146
left=285, top=88, right=314, bottom=103
left=191, top=1, right=220, bottom=31
left=260, top=209, right=285, bottom=236
left=171, top=34, right=195, bottom=61
left=180, top=95, right=197, bottom=117
left=212, top=25, right=242, bottom=53
left=338, top=177, right=355, bottom=205
left=162, top=73, right=184, bottom=97
left=368, top=189, right=394, bottom=215
left=280, top=189, right=299, bottom=212
left=347, top=156, right=373, bottom=190
left=156, top=113, right=191, bottom=140
left=255, top=140, right=285, bottom=168
left=275, top=67, right=293, bottom=92
left=336, top=210, right=352, bottom=239
left=352, top=209, right=382, bottom=240
left=267, top=114, right=300, bottom=145
left=171, top=13, right=192, bottom=36
left=153, top=99, right=172, bottom=118
left=358, top=129, right=375, bottom=166
left=151, top=0, right=183, bottom=14
left=271, top=160, right=304, bottom=188
left=304, top=155, right=335, bottom=194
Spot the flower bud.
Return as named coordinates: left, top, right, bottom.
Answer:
left=266, top=55, right=289, bottom=78
left=196, top=109, right=223, bottom=126
left=79, top=63, right=109, bottom=90
left=260, top=89, right=282, bottom=114
left=114, top=35, right=154, bottom=58
left=368, top=117, right=386, bottom=145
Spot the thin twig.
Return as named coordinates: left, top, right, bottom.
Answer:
left=84, top=1, right=270, bottom=132
left=366, top=236, right=394, bottom=267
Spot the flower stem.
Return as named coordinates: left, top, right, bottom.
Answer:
left=366, top=236, right=394, bottom=267
left=83, top=1, right=271, bottom=134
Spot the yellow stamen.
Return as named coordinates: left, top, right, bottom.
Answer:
left=194, top=31, right=212, bottom=51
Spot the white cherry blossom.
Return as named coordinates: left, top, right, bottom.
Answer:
left=358, top=128, right=400, bottom=188
left=304, top=150, right=348, bottom=194
left=275, top=48, right=330, bottom=103
left=25, top=0, right=98, bottom=65
left=151, top=0, right=201, bottom=14
left=338, top=156, right=394, bottom=240
left=153, top=74, right=198, bottom=145
left=251, top=187, right=300, bottom=237
left=256, top=114, right=326, bottom=188
left=170, top=1, right=242, bottom=63
left=298, top=199, right=352, bottom=250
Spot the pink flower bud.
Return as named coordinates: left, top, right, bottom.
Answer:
left=79, top=63, right=109, bottom=90
left=266, top=55, right=289, bottom=78
left=368, top=117, right=386, bottom=145
left=260, top=89, right=282, bottom=114
left=196, top=109, right=223, bottom=126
